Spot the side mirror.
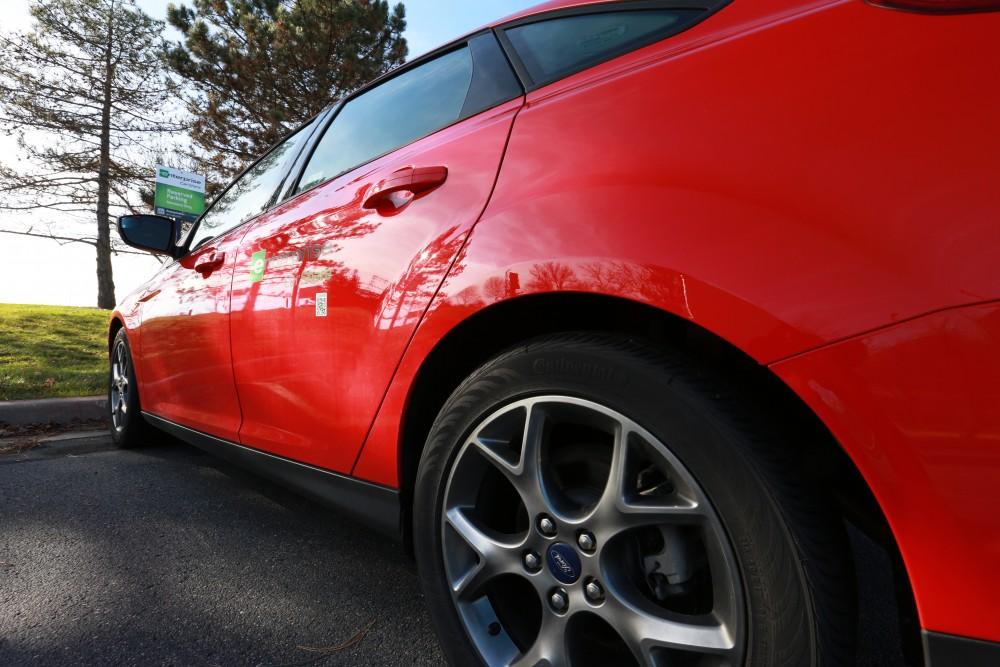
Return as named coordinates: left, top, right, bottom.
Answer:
left=117, top=214, right=179, bottom=256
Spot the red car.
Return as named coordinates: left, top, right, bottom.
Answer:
left=110, top=0, right=1000, bottom=664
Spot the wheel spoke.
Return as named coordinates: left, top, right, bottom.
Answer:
left=510, top=613, right=568, bottom=667
left=604, top=495, right=704, bottom=534
left=472, top=402, right=548, bottom=514
left=453, top=557, right=503, bottom=602
left=445, top=507, right=521, bottom=601
left=602, top=594, right=737, bottom=663
left=593, top=426, right=705, bottom=538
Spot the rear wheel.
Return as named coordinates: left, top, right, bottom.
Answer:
left=109, top=329, right=150, bottom=448
left=414, top=334, right=856, bottom=666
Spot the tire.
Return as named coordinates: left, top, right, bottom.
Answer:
left=108, top=328, right=151, bottom=448
left=413, top=333, right=856, bottom=667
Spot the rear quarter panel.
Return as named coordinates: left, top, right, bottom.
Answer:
left=356, top=0, right=1000, bottom=481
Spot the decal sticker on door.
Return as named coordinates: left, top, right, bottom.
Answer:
left=316, top=292, right=328, bottom=317
left=249, top=250, right=267, bottom=283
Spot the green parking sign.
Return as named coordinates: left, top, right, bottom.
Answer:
left=154, top=165, right=206, bottom=223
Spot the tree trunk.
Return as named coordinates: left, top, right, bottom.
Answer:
left=95, top=3, right=116, bottom=310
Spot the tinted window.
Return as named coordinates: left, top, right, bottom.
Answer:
left=187, top=118, right=317, bottom=249
left=505, top=10, right=700, bottom=86
left=298, top=48, right=473, bottom=192
left=462, top=33, right=523, bottom=118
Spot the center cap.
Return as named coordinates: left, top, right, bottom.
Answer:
left=546, top=543, right=581, bottom=584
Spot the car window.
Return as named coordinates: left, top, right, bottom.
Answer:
left=297, top=48, right=474, bottom=192
left=187, top=119, right=317, bottom=249
left=504, top=9, right=702, bottom=86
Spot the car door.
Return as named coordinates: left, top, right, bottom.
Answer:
left=137, top=118, right=324, bottom=440
left=229, top=32, right=524, bottom=472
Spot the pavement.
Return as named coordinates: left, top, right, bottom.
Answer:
left=0, top=433, right=443, bottom=666
left=0, top=430, right=911, bottom=666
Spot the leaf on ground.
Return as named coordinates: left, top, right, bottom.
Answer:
left=296, top=619, right=375, bottom=654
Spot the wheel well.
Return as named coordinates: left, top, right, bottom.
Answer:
left=108, top=317, right=124, bottom=351
left=398, top=292, right=922, bottom=659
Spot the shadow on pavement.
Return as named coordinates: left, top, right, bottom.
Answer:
left=0, top=435, right=443, bottom=666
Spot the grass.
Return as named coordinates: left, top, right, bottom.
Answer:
left=0, top=303, right=110, bottom=401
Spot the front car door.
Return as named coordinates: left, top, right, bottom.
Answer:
left=229, top=32, right=524, bottom=472
left=137, top=117, right=324, bottom=440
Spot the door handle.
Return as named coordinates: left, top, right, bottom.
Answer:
left=194, top=251, right=225, bottom=276
left=137, top=288, right=160, bottom=303
left=363, top=166, right=448, bottom=213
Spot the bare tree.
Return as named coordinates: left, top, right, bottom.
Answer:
left=0, top=0, right=183, bottom=308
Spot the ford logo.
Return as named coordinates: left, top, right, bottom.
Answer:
left=546, top=543, right=581, bottom=584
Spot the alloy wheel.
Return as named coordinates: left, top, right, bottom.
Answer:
left=110, top=341, right=130, bottom=431
left=441, top=396, right=746, bottom=667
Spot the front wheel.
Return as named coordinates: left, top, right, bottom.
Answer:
left=109, top=328, right=150, bottom=448
left=414, top=334, right=856, bottom=666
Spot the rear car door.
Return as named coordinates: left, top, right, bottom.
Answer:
left=229, top=32, right=523, bottom=472
left=137, top=119, right=323, bottom=440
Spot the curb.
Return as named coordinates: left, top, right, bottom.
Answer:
left=0, top=396, right=106, bottom=427
left=0, top=430, right=113, bottom=464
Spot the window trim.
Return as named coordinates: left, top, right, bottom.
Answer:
left=283, top=30, right=523, bottom=198
left=275, top=102, right=343, bottom=205
left=494, top=0, right=731, bottom=91
left=177, top=27, right=522, bottom=259
left=179, top=106, right=333, bottom=257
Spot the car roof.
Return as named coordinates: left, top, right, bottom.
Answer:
left=411, top=0, right=617, bottom=62
left=487, top=0, right=611, bottom=27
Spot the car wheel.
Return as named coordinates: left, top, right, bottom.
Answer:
left=414, top=334, right=856, bottom=666
left=109, top=329, right=150, bottom=448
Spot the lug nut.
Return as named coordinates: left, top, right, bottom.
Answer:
left=584, top=580, right=605, bottom=603
left=549, top=589, right=569, bottom=613
left=523, top=551, right=541, bottom=572
left=538, top=515, right=557, bottom=537
left=577, top=531, right=596, bottom=552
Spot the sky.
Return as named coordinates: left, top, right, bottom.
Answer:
left=0, top=0, right=539, bottom=308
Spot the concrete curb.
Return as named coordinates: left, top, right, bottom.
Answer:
left=0, top=396, right=106, bottom=427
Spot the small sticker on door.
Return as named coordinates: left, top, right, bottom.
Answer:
left=316, top=292, right=328, bottom=317
left=249, top=250, right=267, bottom=283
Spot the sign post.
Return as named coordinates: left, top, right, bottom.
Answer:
left=154, top=165, right=206, bottom=223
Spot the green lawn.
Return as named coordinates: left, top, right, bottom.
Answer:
left=0, top=303, right=110, bottom=401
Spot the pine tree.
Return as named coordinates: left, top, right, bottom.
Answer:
left=166, top=0, right=407, bottom=191
left=0, top=0, right=181, bottom=309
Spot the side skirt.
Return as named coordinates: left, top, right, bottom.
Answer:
left=923, top=631, right=1000, bottom=667
left=143, top=412, right=401, bottom=540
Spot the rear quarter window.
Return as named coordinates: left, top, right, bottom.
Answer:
left=503, top=8, right=708, bottom=88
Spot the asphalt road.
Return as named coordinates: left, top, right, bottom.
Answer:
left=0, top=433, right=909, bottom=666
